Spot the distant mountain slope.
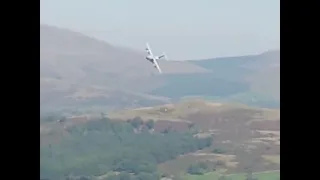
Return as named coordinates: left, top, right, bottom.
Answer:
left=190, top=50, right=279, bottom=81
left=249, top=66, right=280, bottom=101
left=40, top=24, right=209, bottom=113
left=40, top=24, right=279, bottom=113
left=191, top=50, right=280, bottom=101
left=150, top=50, right=280, bottom=108
left=40, top=24, right=208, bottom=79
left=40, top=24, right=209, bottom=95
left=150, top=74, right=249, bottom=99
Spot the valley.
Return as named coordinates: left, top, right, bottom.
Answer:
left=40, top=24, right=280, bottom=180
left=40, top=25, right=279, bottom=115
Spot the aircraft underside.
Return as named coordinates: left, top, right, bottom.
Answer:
left=147, top=58, right=154, bottom=63
left=146, top=59, right=156, bottom=68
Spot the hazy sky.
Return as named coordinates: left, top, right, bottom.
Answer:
left=40, top=0, right=279, bottom=60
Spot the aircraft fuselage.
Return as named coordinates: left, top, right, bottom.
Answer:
left=146, top=55, right=159, bottom=63
left=146, top=55, right=159, bottom=60
left=146, top=56, right=157, bottom=68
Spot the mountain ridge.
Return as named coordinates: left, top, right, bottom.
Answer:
left=40, top=24, right=279, bottom=114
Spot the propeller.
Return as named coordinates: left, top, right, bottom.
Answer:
left=162, top=52, right=169, bottom=61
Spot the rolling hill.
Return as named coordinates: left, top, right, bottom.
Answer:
left=107, top=99, right=280, bottom=175
left=150, top=51, right=280, bottom=108
left=40, top=24, right=208, bottom=79
left=40, top=99, right=279, bottom=179
left=40, top=24, right=280, bottom=114
left=40, top=24, right=208, bottom=114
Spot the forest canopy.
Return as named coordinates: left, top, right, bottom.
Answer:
left=40, top=117, right=213, bottom=180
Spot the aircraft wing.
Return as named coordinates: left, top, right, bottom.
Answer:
left=146, top=42, right=154, bottom=57
left=153, top=58, right=162, bottom=73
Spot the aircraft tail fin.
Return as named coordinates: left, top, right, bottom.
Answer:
left=159, top=52, right=168, bottom=60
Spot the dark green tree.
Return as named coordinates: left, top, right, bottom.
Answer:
left=145, top=119, right=155, bottom=129
left=212, top=148, right=226, bottom=154
left=188, top=123, right=195, bottom=129
left=187, top=163, right=207, bottom=175
left=118, top=172, right=132, bottom=180
left=245, top=169, right=257, bottom=180
left=130, top=117, right=143, bottom=129
left=135, top=172, right=159, bottom=180
left=218, top=175, right=232, bottom=180
left=41, top=116, right=213, bottom=179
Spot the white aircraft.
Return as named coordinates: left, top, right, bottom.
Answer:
left=145, top=42, right=168, bottom=73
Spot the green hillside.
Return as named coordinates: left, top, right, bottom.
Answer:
left=150, top=74, right=249, bottom=99
left=150, top=51, right=280, bottom=108
left=190, top=55, right=257, bottom=81
left=41, top=25, right=279, bottom=112
left=40, top=117, right=212, bottom=179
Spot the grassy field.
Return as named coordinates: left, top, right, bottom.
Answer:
left=181, top=91, right=279, bottom=109
left=107, top=99, right=279, bottom=121
left=184, top=171, right=280, bottom=180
